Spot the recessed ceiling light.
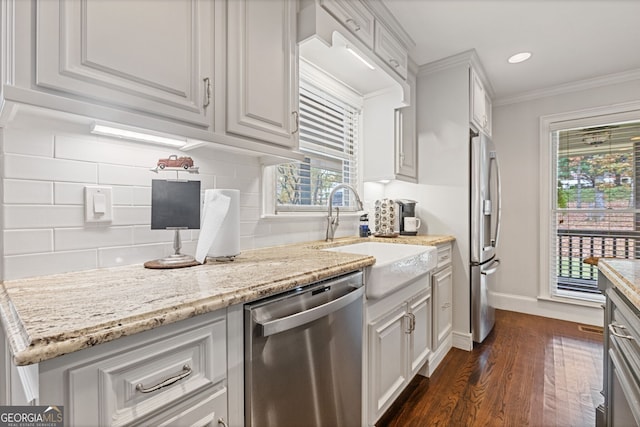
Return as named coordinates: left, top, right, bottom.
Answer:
left=508, top=52, right=532, bottom=64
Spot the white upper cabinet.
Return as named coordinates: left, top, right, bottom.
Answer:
left=225, top=0, right=298, bottom=148
left=470, top=67, right=492, bottom=136
left=394, top=64, right=417, bottom=181
left=374, top=21, right=408, bottom=79
left=35, top=0, right=214, bottom=128
left=320, top=0, right=375, bottom=48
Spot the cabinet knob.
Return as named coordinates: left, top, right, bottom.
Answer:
left=389, top=58, right=400, bottom=68
left=345, top=18, right=361, bottom=32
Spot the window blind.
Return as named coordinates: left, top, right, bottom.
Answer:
left=275, top=80, right=360, bottom=212
left=551, top=120, right=640, bottom=299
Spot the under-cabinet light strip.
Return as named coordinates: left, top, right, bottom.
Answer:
left=90, top=122, right=187, bottom=148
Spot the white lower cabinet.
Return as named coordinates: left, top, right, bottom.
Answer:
left=366, top=276, right=432, bottom=425
left=31, top=310, right=229, bottom=427
left=429, top=242, right=454, bottom=375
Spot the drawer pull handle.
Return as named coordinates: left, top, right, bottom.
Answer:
left=609, top=323, right=635, bottom=341
left=218, top=418, right=228, bottom=427
left=136, top=364, right=192, bottom=394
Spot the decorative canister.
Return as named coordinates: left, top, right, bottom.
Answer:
left=374, top=198, right=397, bottom=236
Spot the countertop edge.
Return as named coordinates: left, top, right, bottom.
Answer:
left=1, top=234, right=454, bottom=366
left=599, top=259, right=640, bottom=311
left=4, top=258, right=375, bottom=366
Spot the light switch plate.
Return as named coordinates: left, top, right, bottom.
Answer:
left=85, top=186, right=113, bottom=223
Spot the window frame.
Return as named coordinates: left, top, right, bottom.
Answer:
left=263, top=60, right=364, bottom=217
left=539, top=101, right=640, bottom=306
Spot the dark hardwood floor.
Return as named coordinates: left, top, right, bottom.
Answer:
left=377, top=309, right=604, bottom=427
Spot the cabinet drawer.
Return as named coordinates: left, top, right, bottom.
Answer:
left=147, top=386, right=227, bottom=427
left=609, top=288, right=640, bottom=375
left=66, top=316, right=226, bottom=426
left=436, top=244, right=452, bottom=270
left=320, top=0, right=375, bottom=48
left=374, top=21, right=408, bottom=79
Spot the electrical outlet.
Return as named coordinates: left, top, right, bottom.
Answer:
left=85, top=186, right=113, bottom=224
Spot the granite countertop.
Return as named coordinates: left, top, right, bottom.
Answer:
left=598, top=259, right=640, bottom=311
left=0, top=234, right=454, bottom=366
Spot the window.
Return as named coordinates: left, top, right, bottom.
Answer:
left=273, top=78, right=361, bottom=213
left=549, top=119, right=640, bottom=302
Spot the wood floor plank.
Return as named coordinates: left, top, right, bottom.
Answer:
left=377, top=309, right=603, bottom=427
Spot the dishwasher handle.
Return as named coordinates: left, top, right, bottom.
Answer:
left=257, top=286, right=364, bottom=337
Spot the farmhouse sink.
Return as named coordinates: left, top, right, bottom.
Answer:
left=324, top=242, right=438, bottom=299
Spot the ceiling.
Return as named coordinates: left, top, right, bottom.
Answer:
left=382, top=0, right=640, bottom=103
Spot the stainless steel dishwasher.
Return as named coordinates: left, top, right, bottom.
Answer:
left=244, top=270, right=364, bottom=427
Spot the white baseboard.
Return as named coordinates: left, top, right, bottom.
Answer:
left=452, top=331, right=473, bottom=351
left=491, top=291, right=604, bottom=326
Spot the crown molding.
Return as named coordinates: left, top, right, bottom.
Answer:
left=417, top=49, right=494, bottom=97
left=494, top=68, right=640, bottom=107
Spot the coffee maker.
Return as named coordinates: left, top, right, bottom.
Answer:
left=397, top=199, right=418, bottom=235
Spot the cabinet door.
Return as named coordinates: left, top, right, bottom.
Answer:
left=433, top=265, right=453, bottom=349
left=374, top=21, right=408, bottom=79
left=368, top=304, right=408, bottom=420
left=226, top=0, right=298, bottom=148
left=407, top=289, right=432, bottom=377
left=469, top=68, right=488, bottom=133
left=35, top=0, right=213, bottom=127
left=394, top=68, right=417, bottom=181
left=320, top=0, right=375, bottom=48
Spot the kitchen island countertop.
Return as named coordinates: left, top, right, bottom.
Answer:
left=598, top=259, right=640, bottom=311
left=0, top=234, right=454, bottom=366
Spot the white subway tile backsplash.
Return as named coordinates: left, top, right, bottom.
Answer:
left=132, top=226, right=174, bottom=245
left=4, top=250, right=97, bottom=280
left=99, top=164, right=155, bottom=187
left=1, top=113, right=323, bottom=279
left=55, top=134, right=172, bottom=168
left=4, top=180, right=53, bottom=204
left=4, top=229, right=54, bottom=255
left=112, top=186, right=134, bottom=206
left=3, top=128, right=54, bottom=157
left=4, top=154, right=98, bottom=183
left=55, top=226, right=133, bottom=251
left=4, top=205, right=85, bottom=229
left=98, top=244, right=168, bottom=268
left=112, top=206, right=151, bottom=226
left=54, top=182, right=85, bottom=205
left=132, top=187, right=151, bottom=206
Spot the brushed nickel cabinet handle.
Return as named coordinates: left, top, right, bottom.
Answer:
left=389, top=58, right=400, bottom=68
left=291, top=111, right=299, bottom=134
left=609, top=323, right=635, bottom=341
left=136, top=364, right=192, bottom=394
left=203, top=77, right=212, bottom=108
left=218, top=418, right=228, bottom=427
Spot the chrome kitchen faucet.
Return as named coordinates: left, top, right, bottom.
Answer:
left=326, top=184, right=364, bottom=241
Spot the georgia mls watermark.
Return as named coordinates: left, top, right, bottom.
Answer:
left=0, top=406, right=63, bottom=427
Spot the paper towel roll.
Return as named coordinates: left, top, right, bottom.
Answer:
left=195, top=189, right=240, bottom=263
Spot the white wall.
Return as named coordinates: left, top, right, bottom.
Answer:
left=369, top=62, right=473, bottom=347
left=490, top=78, right=640, bottom=325
left=0, top=108, right=357, bottom=281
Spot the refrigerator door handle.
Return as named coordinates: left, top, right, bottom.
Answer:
left=481, top=258, right=501, bottom=275
left=490, top=154, right=502, bottom=248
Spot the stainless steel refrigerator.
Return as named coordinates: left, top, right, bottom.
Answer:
left=470, top=132, right=502, bottom=343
